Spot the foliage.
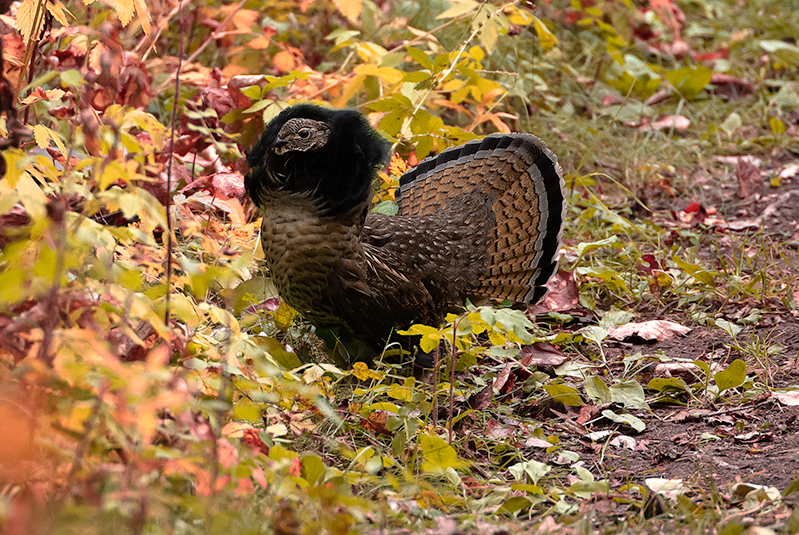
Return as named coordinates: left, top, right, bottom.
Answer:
left=1, top=0, right=799, bottom=533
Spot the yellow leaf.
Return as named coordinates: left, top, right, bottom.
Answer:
left=114, top=0, right=135, bottom=26
left=133, top=0, right=151, bottom=35
left=333, top=73, right=366, bottom=108
left=420, top=433, right=469, bottom=473
left=533, top=17, right=558, bottom=51
left=274, top=301, right=297, bottom=330
left=354, top=64, right=403, bottom=85
left=506, top=5, right=533, bottom=25
left=16, top=0, right=38, bottom=42
left=32, top=124, right=49, bottom=149
left=47, top=127, right=68, bottom=158
left=46, top=1, right=72, bottom=26
left=332, top=0, right=362, bottom=23
left=436, top=0, right=479, bottom=20
left=2, top=149, right=25, bottom=188
left=351, top=362, right=377, bottom=381
left=387, top=377, right=414, bottom=401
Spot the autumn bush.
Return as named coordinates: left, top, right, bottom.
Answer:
left=2, top=0, right=799, bottom=533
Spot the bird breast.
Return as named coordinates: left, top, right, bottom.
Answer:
left=257, top=190, right=365, bottom=325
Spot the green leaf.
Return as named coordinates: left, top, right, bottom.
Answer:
left=254, top=337, right=302, bottom=370
left=369, top=95, right=412, bottom=112
left=543, top=384, right=584, bottom=406
left=714, top=359, right=746, bottom=392
left=497, top=496, right=532, bottom=514
left=226, top=276, right=279, bottom=316
left=715, top=318, right=742, bottom=338
left=647, top=377, right=689, bottom=393
left=371, top=201, right=398, bottom=215
left=508, top=459, right=551, bottom=485
left=609, top=380, right=648, bottom=410
left=415, top=136, right=433, bottom=161
left=300, top=454, right=326, bottom=485
left=666, top=65, right=712, bottom=99
left=601, top=410, right=646, bottom=433
left=379, top=110, right=405, bottom=137
left=420, top=433, right=468, bottom=473
left=405, top=46, right=432, bottom=71
left=233, top=400, right=262, bottom=422
left=403, top=71, right=431, bottom=83
left=60, top=69, right=83, bottom=88
left=584, top=376, right=611, bottom=403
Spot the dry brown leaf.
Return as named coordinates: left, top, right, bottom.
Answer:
left=736, top=158, right=762, bottom=198
left=608, top=320, right=692, bottom=342
left=774, top=391, right=799, bottom=406
left=527, top=270, right=580, bottom=314
left=519, top=342, right=568, bottom=369
left=639, top=115, right=690, bottom=131
left=468, top=384, right=493, bottom=410
left=362, top=410, right=393, bottom=436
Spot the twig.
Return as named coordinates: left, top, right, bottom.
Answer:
left=391, top=1, right=516, bottom=153
left=164, top=1, right=185, bottom=326
left=305, top=16, right=465, bottom=102
left=15, top=0, right=47, bottom=101
left=448, top=320, right=457, bottom=445
left=153, top=0, right=248, bottom=94
left=431, top=343, right=439, bottom=428
left=62, top=394, right=104, bottom=499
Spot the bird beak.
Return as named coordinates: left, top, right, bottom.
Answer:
left=272, top=137, right=288, bottom=154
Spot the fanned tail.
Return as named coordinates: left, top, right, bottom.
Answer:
left=396, top=133, right=565, bottom=304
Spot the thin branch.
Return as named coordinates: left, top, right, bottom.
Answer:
left=391, top=1, right=517, bottom=153
left=448, top=320, right=457, bottom=445
left=153, top=0, right=248, bottom=94
left=164, top=2, right=185, bottom=326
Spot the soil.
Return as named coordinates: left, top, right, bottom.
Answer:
left=540, top=158, right=799, bottom=494
left=550, top=319, right=799, bottom=493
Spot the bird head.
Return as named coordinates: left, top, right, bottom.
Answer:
left=246, top=104, right=390, bottom=216
left=271, top=118, right=331, bottom=155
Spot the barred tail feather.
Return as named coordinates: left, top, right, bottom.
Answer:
left=397, top=133, right=565, bottom=304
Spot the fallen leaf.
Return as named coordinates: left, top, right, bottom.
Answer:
left=528, top=270, right=580, bottom=314
left=608, top=320, right=692, bottom=342
left=774, top=391, right=799, bottom=406
left=468, top=383, right=493, bottom=410
left=519, top=342, right=568, bottom=369
left=709, top=73, right=754, bottom=99
left=780, top=163, right=799, bottom=179
left=524, top=436, right=554, bottom=448
left=610, top=435, right=636, bottom=450
left=736, top=158, right=763, bottom=198
left=639, top=115, right=690, bottom=131
left=362, top=410, right=393, bottom=436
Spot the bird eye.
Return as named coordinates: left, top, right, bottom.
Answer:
left=298, top=128, right=311, bottom=138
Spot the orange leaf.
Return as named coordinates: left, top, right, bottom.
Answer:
left=273, top=50, right=297, bottom=73
left=332, top=0, right=362, bottom=23
left=248, top=36, right=271, bottom=50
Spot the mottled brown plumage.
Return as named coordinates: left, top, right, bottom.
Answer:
left=245, top=104, right=565, bottom=366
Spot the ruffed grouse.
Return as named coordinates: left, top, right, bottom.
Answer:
left=245, top=104, right=565, bottom=366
